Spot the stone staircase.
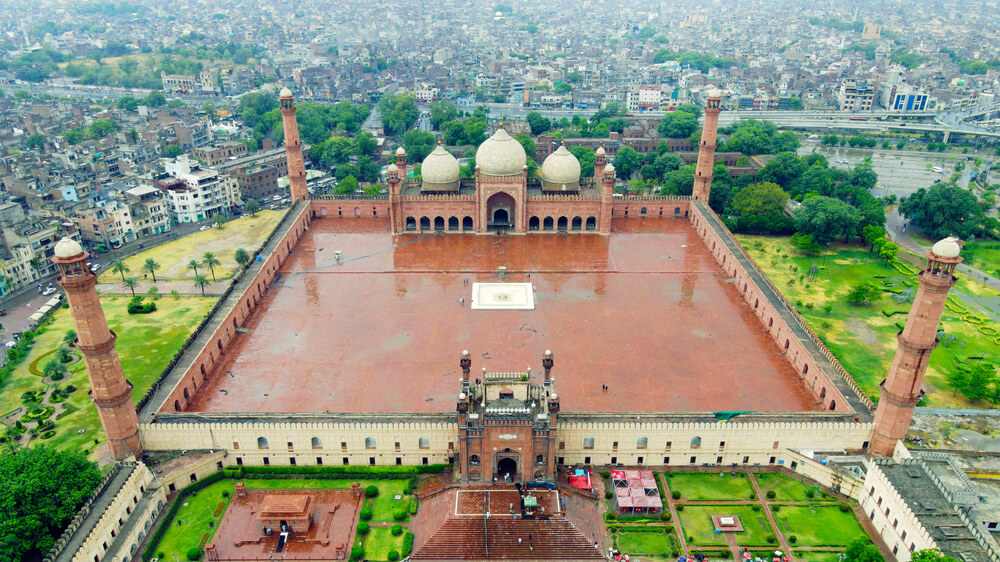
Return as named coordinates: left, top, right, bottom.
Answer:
left=412, top=516, right=604, bottom=560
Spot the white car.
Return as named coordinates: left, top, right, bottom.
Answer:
left=42, top=286, right=57, bottom=296
left=199, top=225, right=211, bottom=231
left=90, top=264, right=102, bottom=272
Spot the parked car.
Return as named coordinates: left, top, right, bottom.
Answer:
left=90, top=263, right=102, bottom=272
left=42, top=286, right=57, bottom=296
left=199, top=225, right=211, bottom=231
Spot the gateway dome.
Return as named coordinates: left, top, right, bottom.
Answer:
left=540, top=145, right=581, bottom=191
left=421, top=145, right=461, bottom=191
left=476, top=129, right=526, bottom=177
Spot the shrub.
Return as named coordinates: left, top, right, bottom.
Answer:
left=772, top=505, right=780, bottom=513
left=751, top=505, right=761, bottom=512
left=749, top=493, right=756, bottom=500
left=365, top=484, right=379, bottom=497
left=402, top=532, right=414, bottom=557
left=671, top=490, right=681, bottom=500
left=839, top=503, right=851, bottom=513
left=222, top=491, right=230, bottom=498
left=388, top=551, right=400, bottom=562
left=40, top=430, right=56, bottom=439
left=675, top=505, right=684, bottom=511
left=350, top=546, right=364, bottom=560
left=65, top=384, right=77, bottom=392
left=605, top=490, right=614, bottom=499
left=805, top=488, right=816, bottom=499
left=789, top=535, right=797, bottom=544
left=158, top=553, right=164, bottom=559
left=408, top=497, right=419, bottom=515
left=391, top=523, right=403, bottom=536
left=360, top=507, right=373, bottom=521
left=604, top=512, right=617, bottom=521
left=187, top=547, right=202, bottom=561
left=356, top=522, right=370, bottom=535
left=601, top=471, right=611, bottom=478
left=766, top=490, right=776, bottom=499
left=660, top=512, right=671, bottom=521
left=392, top=508, right=407, bottom=521
left=766, top=535, right=777, bottom=545
left=127, top=295, right=157, bottom=314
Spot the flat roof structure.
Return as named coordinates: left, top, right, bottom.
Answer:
left=182, top=217, right=818, bottom=415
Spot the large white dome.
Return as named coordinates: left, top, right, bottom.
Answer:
left=931, top=237, right=962, bottom=258
left=540, top=145, right=581, bottom=189
left=54, top=237, right=84, bottom=258
left=476, top=129, right=526, bottom=177
left=421, top=145, right=461, bottom=191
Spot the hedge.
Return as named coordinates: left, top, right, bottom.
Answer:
left=229, top=464, right=448, bottom=479
left=402, top=532, right=414, bottom=557
left=143, top=472, right=226, bottom=561
left=607, top=525, right=674, bottom=534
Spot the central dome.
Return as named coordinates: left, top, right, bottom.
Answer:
left=540, top=145, right=581, bottom=191
left=421, top=144, right=461, bottom=191
left=476, top=129, right=526, bottom=177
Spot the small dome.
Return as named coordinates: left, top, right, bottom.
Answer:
left=387, top=163, right=398, bottom=172
left=422, top=145, right=461, bottom=185
left=595, top=146, right=606, bottom=156
left=707, top=88, right=723, bottom=99
left=604, top=163, right=616, bottom=173
left=476, top=129, right=526, bottom=176
left=54, top=237, right=84, bottom=258
left=931, top=237, right=962, bottom=258
left=540, top=145, right=581, bottom=189
left=279, top=87, right=293, bottom=98
left=396, top=147, right=406, bottom=156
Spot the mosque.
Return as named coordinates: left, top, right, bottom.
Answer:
left=53, top=88, right=960, bottom=488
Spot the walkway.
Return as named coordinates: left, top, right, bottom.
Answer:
left=96, top=279, right=230, bottom=297
left=886, top=208, right=1000, bottom=291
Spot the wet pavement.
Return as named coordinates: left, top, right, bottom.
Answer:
left=183, top=218, right=818, bottom=414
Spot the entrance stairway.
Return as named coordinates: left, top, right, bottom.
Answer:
left=412, top=517, right=604, bottom=560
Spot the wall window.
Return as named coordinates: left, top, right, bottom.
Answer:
left=636, top=437, right=648, bottom=449
left=470, top=454, right=480, bottom=465
left=690, top=436, right=702, bottom=448
left=257, top=437, right=269, bottom=449
left=365, top=437, right=376, bottom=449
left=311, top=437, right=323, bottom=449
left=419, top=437, right=430, bottom=449
left=583, top=437, right=595, bottom=449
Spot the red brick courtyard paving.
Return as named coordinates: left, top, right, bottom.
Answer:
left=184, top=217, right=818, bottom=415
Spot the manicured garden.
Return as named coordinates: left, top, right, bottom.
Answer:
left=666, top=472, right=755, bottom=501
left=150, top=480, right=232, bottom=562
left=754, top=472, right=825, bottom=502
left=772, top=505, right=867, bottom=547
left=736, top=235, right=1000, bottom=407
left=98, top=209, right=284, bottom=284
left=678, top=505, right=776, bottom=547
left=0, top=295, right=214, bottom=456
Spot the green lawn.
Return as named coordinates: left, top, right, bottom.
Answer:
left=0, top=295, right=213, bottom=457
left=678, top=505, right=775, bottom=547
left=364, top=527, right=406, bottom=561
left=616, top=530, right=675, bottom=555
left=792, top=550, right=845, bottom=561
left=665, top=472, right=755, bottom=501
left=737, top=235, right=1000, bottom=407
left=773, top=506, right=866, bottom=547
left=965, top=242, right=1000, bottom=277
left=371, top=485, right=412, bottom=523
left=242, top=478, right=412, bottom=519
left=754, top=473, right=824, bottom=502
left=154, top=480, right=232, bottom=561
left=98, top=210, right=285, bottom=283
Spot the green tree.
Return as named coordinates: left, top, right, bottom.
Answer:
left=731, top=182, right=795, bottom=234
left=402, top=130, right=436, bottom=162
left=244, top=198, right=260, bottom=217
left=192, top=274, right=210, bottom=296
left=526, top=112, right=551, bottom=135
left=321, top=137, right=354, bottom=168
left=43, top=358, right=67, bottom=380
left=63, top=330, right=77, bottom=348
left=163, top=144, right=184, bottom=158
left=658, top=111, right=699, bottom=138
left=202, top=252, right=220, bottom=282
left=25, top=134, right=46, bottom=150
left=187, top=259, right=202, bottom=277
left=116, top=96, right=140, bottom=111
left=796, top=196, right=862, bottom=245
left=846, top=283, right=882, bottom=307
left=861, top=225, right=886, bottom=252
left=0, top=447, right=101, bottom=561
left=234, top=248, right=251, bottom=267
left=212, top=213, right=224, bottom=229
left=147, top=286, right=159, bottom=300
left=110, top=260, right=130, bottom=282
left=910, top=550, right=958, bottom=562
left=900, top=183, right=985, bottom=239
left=123, top=277, right=137, bottom=297
left=378, top=94, right=419, bottom=136
left=335, top=175, right=360, bottom=195
left=202, top=101, right=216, bottom=119
left=143, top=90, right=167, bottom=107
left=354, top=131, right=377, bottom=156
left=878, top=241, right=899, bottom=264
left=613, top=146, right=641, bottom=179
left=842, top=538, right=885, bottom=562
left=142, top=258, right=161, bottom=282
left=568, top=146, right=596, bottom=177
left=429, top=101, right=458, bottom=130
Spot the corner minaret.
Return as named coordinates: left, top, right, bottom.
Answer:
left=387, top=163, right=403, bottom=234
left=52, top=238, right=141, bottom=460
left=871, top=237, right=962, bottom=456
left=598, top=163, right=615, bottom=234
left=692, top=90, right=722, bottom=203
left=279, top=87, right=309, bottom=203
left=594, top=146, right=607, bottom=183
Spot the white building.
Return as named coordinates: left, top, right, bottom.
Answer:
left=159, top=156, right=241, bottom=223
left=838, top=79, right=876, bottom=111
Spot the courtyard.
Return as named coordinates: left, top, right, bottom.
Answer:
left=182, top=217, right=819, bottom=415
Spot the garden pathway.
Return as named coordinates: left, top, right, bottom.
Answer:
left=97, top=279, right=229, bottom=297
left=657, top=473, right=691, bottom=556
left=747, top=472, right=794, bottom=558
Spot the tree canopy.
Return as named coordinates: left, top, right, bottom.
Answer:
left=731, top=182, right=795, bottom=234
left=900, top=183, right=985, bottom=240
left=796, top=195, right=862, bottom=245
left=403, top=130, right=436, bottom=163
left=0, top=447, right=101, bottom=561
left=378, top=93, right=419, bottom=136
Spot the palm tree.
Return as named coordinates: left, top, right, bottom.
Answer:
left=110, top=260, right=130, bottom=282
left=142, top=258, right=161, bottom=282
left=187, top=259, right=201, bottom=277
left=202, top=252, right=220, bottom=281
left=63, top=330, right=77, bottom=348
left=193, top=274, right=210, bottom=296
left=234, top=248, right=250, bottom=267
left=43, top=359, right=68, bottom=381
left=123, top=277, right=138, bottom=297
left=244, top=198, right=260, bottom=217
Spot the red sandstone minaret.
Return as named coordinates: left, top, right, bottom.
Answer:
left=51, top=238, right=141, bottom=460
left=395, top=147, right=407, bottom=178
left=870, top=237, right=962, bottom=456
left=692, top=91, right=722, bottom=202
left=387, top=163, right=403, bottom=234
left=598, top=163, right=615, bottom=234
left=594, top=146, right=607, bottom=183
left=279, top=87, right=309, bottom=203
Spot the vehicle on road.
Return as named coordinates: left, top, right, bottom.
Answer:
left=90, top=263, right=102, bottom=272
left=199, top=225, right=211, bottom=231
left=42, top=286, right=57, bottom=296
left=932, top=166, right=944, bottom=173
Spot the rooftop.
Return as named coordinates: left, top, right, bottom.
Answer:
left=180, top=217, right=818, bottom=415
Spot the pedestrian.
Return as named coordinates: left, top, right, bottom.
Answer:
left=518, top=538, right=522, bottom=545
